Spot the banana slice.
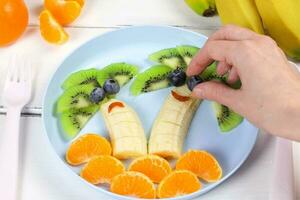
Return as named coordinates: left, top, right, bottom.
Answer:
left=100, top=99, right=147, bottom=159
left=149, top=85, right=201, bottom=158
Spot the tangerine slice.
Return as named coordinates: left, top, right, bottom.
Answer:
left=44, top=0, right=82, bottom=25
left=69, top=0, right=84, bottom=7
left=80, top=155, right=125, bottom=184
left=128, top=155, right=172, bottom=183
left=66, top=134, right=112, bottom=165
left=176, top=150, right=222, bottom=182
left=111, top=171, right=156, bottom=199
left=39, top=10, right=68, bottom=44
left=157, top=170, right=201, bottom=198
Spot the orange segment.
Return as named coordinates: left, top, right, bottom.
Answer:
left=128, top=155, right=172, bottom=183
left=39, top=10, right=68, bottom=44
left=68, top=0, right=84, bottom=7
left=176, top=150, right=222, bottom=182
left=44, top=0, right=82, bottom=25
left=111, top=171, right=156, bottom=199
left=157, top=170, right=201, bottom=198
left=80, top=155, right=125, bottom=184
left=66, top=134, right=112, bottom=165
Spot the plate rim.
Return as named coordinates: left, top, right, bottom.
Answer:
left=41, top=25, right=258, bottom=200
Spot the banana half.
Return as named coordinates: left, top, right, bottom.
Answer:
left=100, top=99, right=147, bottom=159
left=149, top=85, right=202, bottom=158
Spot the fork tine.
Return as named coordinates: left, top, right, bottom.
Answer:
left=25, top=59, right=32, bottom=87
left=11, top=54, right=18, bottom=82
left=5, top=55, right=15, bottom=83
left=20, top=57, right=26, bottom=82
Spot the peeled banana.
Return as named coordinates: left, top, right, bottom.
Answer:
left=149, top=86, right=201, bottom=158
left=215, top=0, right=264, bottom=34
left=100, top=99, right=147, bottom=159
left=255, top=0, right=300, bottom=60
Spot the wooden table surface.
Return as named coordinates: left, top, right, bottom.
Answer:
left=0, top=1, right=299, bottom=199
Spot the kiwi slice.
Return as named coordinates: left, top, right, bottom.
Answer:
left=149, top=48, right=186, bottom=70
left=176, top=45, right=199, bottom=65
left=60, top=106, right=98, bottom=140
left=200, top=62, right=242, bottom=89
left=97, top=62, right=139, bottom=86
left=212, top=102, right=243, bottom=132
left=130, top=65, right=173, bottom=96
left=56, top=84, right=96, bottom=113
left=62, top=68, right=99, bottom=90
left=199, top=62, right=226, bottom=82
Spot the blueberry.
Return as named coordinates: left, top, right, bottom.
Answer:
left=187, top=76, right=204, bottom=91
left=90, top=87, right=105, bottom=103
left=167, top=69, right=187, bottom=87
left=103, top=79, right=120, bottom=95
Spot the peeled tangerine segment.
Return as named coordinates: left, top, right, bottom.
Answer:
left=111, top=171, right=156, bottom=199
left=44, top=0, right=82, bottom=25
left=39, top=10, right=68, bottom=44
left=66, top=134, right=112, bottom=166
left=100, top=99, right=147, bottom=159
left=176, top=150, right=222, bottom=182
left=157, top=170, right=201, bottom=198
left=128, top=155, right=172, bottom=183
left=80, top=155, right=125, bottom=184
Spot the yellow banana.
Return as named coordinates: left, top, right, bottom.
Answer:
left=255, top=0, right=300, bottom=60
left=215, top=0, right=264, bottom=34
left=100, top=99, right=147, bottom=159
left=185, top=0, right=217, bottom=17
left=149, top=85, right=201, bottom=158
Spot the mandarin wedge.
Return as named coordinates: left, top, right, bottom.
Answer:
left=157, top=170, right=201, bottom=198
left=128, top=155, right=172, bottom=183
left=66, top=134, right=112, bottom=165
left=39, top=10, right=68, bottom=44
left=111, top=171, right=156, bottom=199
left=80, top=155, right=125, bottom=184
left=44, top=0, right=82, bottom=25
left=176, top=150, right=222, bottom=182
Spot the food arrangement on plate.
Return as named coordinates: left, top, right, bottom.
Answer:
left=53, top=45, right=245, bottom=199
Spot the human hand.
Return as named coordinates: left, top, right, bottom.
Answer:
left=187, top=25, right=300, bottom=141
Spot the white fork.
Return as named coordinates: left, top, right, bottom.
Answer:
left=0, top=56, right=32, bottom=200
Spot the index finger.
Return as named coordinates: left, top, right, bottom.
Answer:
left=187, top=40, right=238, bottom=76
left=209, top=24, right=260, bottom=41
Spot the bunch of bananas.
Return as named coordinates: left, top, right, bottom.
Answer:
left=185, top=0, right=300, bottom=60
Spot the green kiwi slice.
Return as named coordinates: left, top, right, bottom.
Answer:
left=60, top=106, right=98, bottom=140
left=176, top=45, right=199, bottom=65
left=199, top=62, right=227, bottom=82
left=212, top=102, right=244, bottom=132
left=97, top=62, right=139, bottom=86
left=130, top=65, right=173, bottom=96
left=149, top=48, right=186, bottom=70
left=56, top=84, right=96, bottom=113
left=62, top=68, right=99, bottom=90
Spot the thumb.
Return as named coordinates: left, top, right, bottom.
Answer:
left=192, top=81, right=241, bottom=109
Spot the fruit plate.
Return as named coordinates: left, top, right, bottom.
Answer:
left=42, top=25, right=258, bottom=200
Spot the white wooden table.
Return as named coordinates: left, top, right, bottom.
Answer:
left=0, top=1, right=299, bottom=199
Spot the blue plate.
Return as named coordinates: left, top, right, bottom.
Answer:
left=42, top=26, right=258, bottom=200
